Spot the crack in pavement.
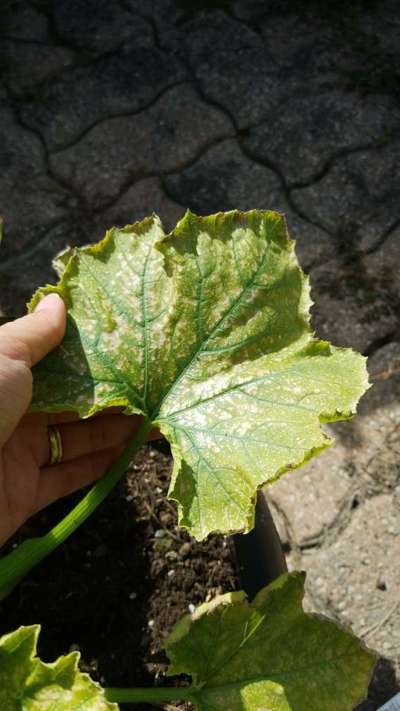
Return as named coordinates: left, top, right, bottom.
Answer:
left=44, top=79, right=189, bottom=154
left=0, top=35, right=60, bottom=46
left=0, top=219, right=72, bottom=271
left=364, top=216, right=400, bottom=257
left=273, top=140, right=397, bottom=192
left=90, top=131, right=236, bottom=216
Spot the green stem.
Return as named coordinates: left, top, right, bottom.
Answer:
left=105, top=686, right=197, bottom=704
left=0, top=418, right=152, bottom=600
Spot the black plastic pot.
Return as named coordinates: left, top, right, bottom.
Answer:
left=233, top=490, right=287, bottom=599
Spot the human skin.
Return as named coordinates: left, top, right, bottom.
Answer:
left=0, top=293, right=155, bottom=546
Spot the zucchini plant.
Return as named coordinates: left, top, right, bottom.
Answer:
left=0, top=210, right=375, bottom=708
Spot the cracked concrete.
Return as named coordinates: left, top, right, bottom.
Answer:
left=49, top=83, right=234, bottom=208
left=291, top=140, right=400, bottom=252
left=51, top=0, right=153, bottom=55
left=242, top=92, right=400, bottom=187
left=1, top=1, right=400, bottom=707
left=21, top=47, right=187, bottom=150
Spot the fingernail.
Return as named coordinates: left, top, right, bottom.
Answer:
left=35, top=293, right=64, bottom=312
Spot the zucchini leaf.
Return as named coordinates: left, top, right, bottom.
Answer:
left=165, top=571, right=376, bottom=711
left=30, top=210, right=368, bottom=539
left=0, top=625, right=117, bottom=710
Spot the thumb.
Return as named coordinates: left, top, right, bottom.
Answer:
left=0, top=293, right=66, bottom=367
left=0, top=294, right=66, bottom=444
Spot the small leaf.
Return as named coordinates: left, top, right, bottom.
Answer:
left=0, top=625, right=118, bottom=710
left=165, top=572, right=376, bottom=711
left=30, top=210, right=369, bottom=539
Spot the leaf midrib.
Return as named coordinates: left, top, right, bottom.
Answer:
left=199, top=643, right=362, bottom=694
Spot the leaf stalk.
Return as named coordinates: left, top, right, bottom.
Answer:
left=105, top=686, right=197, bottom=704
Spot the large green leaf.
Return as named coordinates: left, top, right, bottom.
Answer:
left=165, top=571, right=376, bottom=711
left=30, top=210, right=368, bottom=539
left=0, top=625, right=117, bottom=710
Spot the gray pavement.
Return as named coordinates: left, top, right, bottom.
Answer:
left=1, top=1, right=400, bottom=707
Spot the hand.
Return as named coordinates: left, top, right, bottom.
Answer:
left=0, top=294, right=153, bottom=547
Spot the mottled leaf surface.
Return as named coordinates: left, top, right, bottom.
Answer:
left=30, top=210, right=368, bottom=538
left=165, top=572, right=376, bottom=711
left=0, top=625, right=117, bottom=710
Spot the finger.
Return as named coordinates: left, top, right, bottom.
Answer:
left=37, top=414, right=161, bottom=466
left=34, top=447, right=121, bottom=514
left=23, top=406, right=156, bottom=426
left=22, top=411, right=81, bottom=428
left=22, top=407, right=124, bottom=427
left=39, top=414, right=141, bottom=466
left=0, top=293, right=66, bottom=366
left=148, top=427, right=162, bottom=441
left=47, top=406, right=126, bottom=424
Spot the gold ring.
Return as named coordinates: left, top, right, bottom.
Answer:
left=48, top=425, right=63, bottom=465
